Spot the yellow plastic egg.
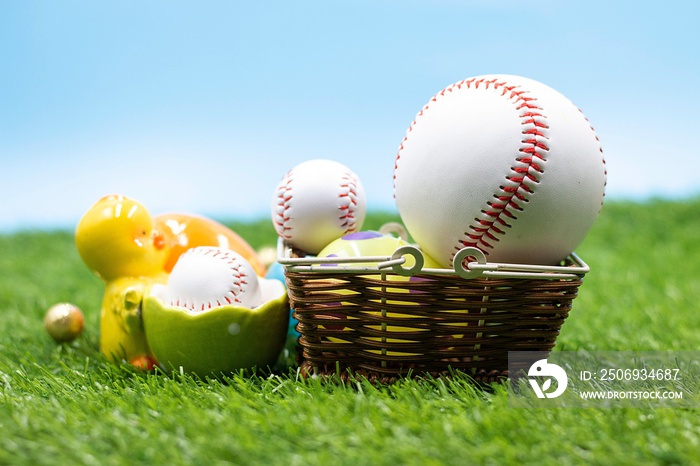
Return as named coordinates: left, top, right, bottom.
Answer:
left=316, top=231, right=444, bottom=356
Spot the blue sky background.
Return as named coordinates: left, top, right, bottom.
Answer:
left=1, top=1, right=698, bottom=231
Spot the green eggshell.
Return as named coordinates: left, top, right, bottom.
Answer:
left=142, top=292, right=289, bottom=377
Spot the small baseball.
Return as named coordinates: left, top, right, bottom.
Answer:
left=44, top=303, right=85, bottom=343
left=271, top=159, right=367, bottom=255
left=394, top=74, right=607, bottom=267
left=166, top=246, right=264, bottom=312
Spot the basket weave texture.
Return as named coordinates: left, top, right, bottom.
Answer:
left=285, top=255, right=584, bottom=384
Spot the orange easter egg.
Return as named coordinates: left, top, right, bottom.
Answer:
left=155, top=213, right=265, bottom=276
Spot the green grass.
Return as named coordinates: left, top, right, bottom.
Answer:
left=1, top=200, right=699, bottom=465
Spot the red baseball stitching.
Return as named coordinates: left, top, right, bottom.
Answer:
left=338, top=170, right=360, bottom=233
left=581, top=110, right=608, bottom=210
left=203, top=247, right=246, bottom=309
left=273, top=171, right=294, bottom=239
left=452, top=77, right=551, bottom=260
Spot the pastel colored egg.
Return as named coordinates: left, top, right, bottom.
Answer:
left=155, top=213, right=265, bottom=276
left=265, top=261, right=297, bottom=337
left=318, top=230, right=441, bottom=272
left=314, top=231, right=444, bottom=356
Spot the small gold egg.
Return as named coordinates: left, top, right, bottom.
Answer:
left=44, top=303, right=85, bottom=343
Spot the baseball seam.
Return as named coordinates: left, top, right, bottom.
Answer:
left=338, top=171, right=360, bottom=233
left=454, top=77, right=550, bottom=261
left=273, top=171, right=294, bottom=239
left=206, top=248, right=247, bottom=310
left=581, top=110, right=608, bottom=211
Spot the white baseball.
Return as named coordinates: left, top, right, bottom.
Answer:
left=166, top=246, right=263, bottom=312
left=394, top=74, right=607, bottom=267
left=272, top=159, right=367, bottom=254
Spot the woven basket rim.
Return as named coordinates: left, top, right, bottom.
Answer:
left=276, top=223, right=589, bottom=281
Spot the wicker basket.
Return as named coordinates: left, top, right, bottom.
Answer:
left=278, top=224, right=589, bottom=384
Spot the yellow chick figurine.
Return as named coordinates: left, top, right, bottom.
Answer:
left=76, top=195, right=167, bottom=368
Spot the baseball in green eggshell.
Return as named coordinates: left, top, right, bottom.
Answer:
left=142, top=284, right=289, bottom=377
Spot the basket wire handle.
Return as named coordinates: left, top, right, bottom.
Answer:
left=381, top=245, right=425, bottom=277
left=378, top=222, right=409, bottom=241
left=453, top=247, right=488, bottom=279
